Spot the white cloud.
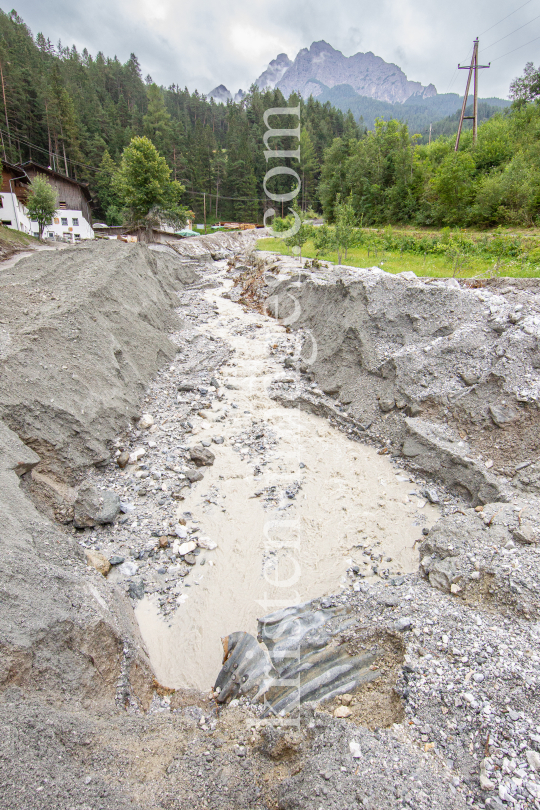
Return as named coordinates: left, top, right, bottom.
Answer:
left=14, top=0, right=540, bottom=98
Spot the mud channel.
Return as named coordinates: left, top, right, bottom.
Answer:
left=3, top=233, right=540, bottom=810
left=129, top=266, right=440, bottom=690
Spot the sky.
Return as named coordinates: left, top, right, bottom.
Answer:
left=10, top=0, right=540, bottom=99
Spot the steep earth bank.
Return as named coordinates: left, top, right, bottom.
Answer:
left=0, top=236, right=539, bottom=810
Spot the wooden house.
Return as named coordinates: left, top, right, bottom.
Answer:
left=20, top=162, right=94, bottom=240
left=0, top=161, right=32, bottom=233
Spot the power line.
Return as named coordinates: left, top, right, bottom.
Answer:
left=0, top=126, right=273, bottom=204
left=445, top=44, right=474, bottom=94
left=185, top=189, right=267, bottom=203
left=483, top=11, right=540, bottom=51
left=479, top=0, right=535, bottom=37
left=491, top=32, right=540, bottom=60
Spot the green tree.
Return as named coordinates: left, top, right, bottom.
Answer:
left=143, top=83, right=173, bottom=158
left=95, top=148, right=122, bottom=224
left=299, top=129, right=317, bottom=211
left=25, top=174, right=57, bottom=239
left=313, top=222, right=335, bottom=256
left=334, top=194, right=356, bottom=262
left=509, top=62, right=540, bottom=104
left=118, top=136, right=188, bottom=232
left=430, top=152, right=476, bottom=225
left=283, top=203, right=313, bottom=259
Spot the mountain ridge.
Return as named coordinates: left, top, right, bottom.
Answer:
left=210, top=39, right=437, bottom=105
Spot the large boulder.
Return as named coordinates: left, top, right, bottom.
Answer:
left=73, top=484, right=121, bottom=528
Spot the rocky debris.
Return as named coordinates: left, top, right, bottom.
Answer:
left=137, top=413, right=154, bottom=429
left=0, top=241, right=202, bottom=482
left=418, top=503, right=540, bottom=617
left=265, top=265, right=540, bottom=489
left=85, top=550, right=111, bottom=576
left=4, top=232, right=540, bottom=810
left=73, top=484, right=121, bottom=528
left=72, top=287, right=229, bottom=618
left=117, top=450, right=130, bottom=468
left=0, top=410, right=154, bottom=724
left=189, top=444, right=215, bottom=466
left=402, top=418, right=507, bottom=505
left=127, top=578, right=145, bottom=600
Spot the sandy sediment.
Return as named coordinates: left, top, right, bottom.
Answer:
left=1, top=235, right=539, bottom=809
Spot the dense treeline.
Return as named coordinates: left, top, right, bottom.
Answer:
left=2, top=8, right=537, bottom=230
left=319, top=80, right=540, bottom=228
left=317, top=84, right=508, bottom=134
left=0, top=9, right=359, bottom=222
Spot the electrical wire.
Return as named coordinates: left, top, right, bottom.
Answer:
left=445, top=44, right=474, bottom=94
left=479, top=0, right=535, bottom=37
left=0, top=127, right=273, bottom=203
left=490, top=32, right=540, bottom=60
left=483, top=11, right=540, bottom=51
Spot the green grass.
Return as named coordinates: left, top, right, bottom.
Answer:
left=257, top=236, right=540, bottom=279
left=0, top=225, right=38, bottom=247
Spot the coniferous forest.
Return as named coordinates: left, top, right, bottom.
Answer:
left=0, top=9, right=359, bottom=223
left=2, top=8, right=539, bottom=229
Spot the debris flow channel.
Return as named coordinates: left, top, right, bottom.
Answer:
left=120, top=260, right=440, bottom=690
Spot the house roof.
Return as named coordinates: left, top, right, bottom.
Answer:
left=2, top=160, right=30, bottom=184
left=18, top=161, right=93, bottom=202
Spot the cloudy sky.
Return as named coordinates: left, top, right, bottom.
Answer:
left=11, top=0, right=540, bottom=99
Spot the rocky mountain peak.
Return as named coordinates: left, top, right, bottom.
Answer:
left=255, top=52, right=293, bottom=90
left=255, top=40, right=436, bottom=104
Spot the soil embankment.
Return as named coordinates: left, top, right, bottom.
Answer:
left=0, top=236, right=539, bottom=809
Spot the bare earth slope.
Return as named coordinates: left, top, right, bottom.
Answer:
left=1, top=238, right=539, bottom=810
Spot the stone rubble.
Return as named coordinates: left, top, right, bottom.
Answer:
left=3, top=233, right=540, bottom=809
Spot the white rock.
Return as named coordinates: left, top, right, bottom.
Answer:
left=175, top=525, right=188, bottom=539
left=198, top=536, right=217, bottom=550
left=349, top=740, right=362, bottom=758
left=129, top=447, right=146, bottom=463
left=480, top=771, right=495, bottom=790
left=526, top=750, right=540, bottom=773
left=178, top=540, right=197, bottom=556
left=138, top=414, right=154, bottom=429
left=499, top=784, right=514, bottom=803
left=119, top=560, right=138, bottom=577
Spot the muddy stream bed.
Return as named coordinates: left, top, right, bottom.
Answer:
left=122, top=264, right=439, bottom=690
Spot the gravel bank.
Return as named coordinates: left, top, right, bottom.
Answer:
left=1, top=235, right=539, bottom=810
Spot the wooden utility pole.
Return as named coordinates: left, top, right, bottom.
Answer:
left=203, top=192, right=207, bottom=234
left=0, top=62, right=11, bottom=153
left=455, top=39, right=490, bottom=151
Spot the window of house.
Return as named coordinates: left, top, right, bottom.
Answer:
left=58, top=201, right=67, bottom=210
left=74, top=233, right=81, bottom=240
left=62, top=232, right=71, bottom=239
left=48, top=232, right=54, bottom=238
left=1, top=220, right=12, bottom=226
left=72, top=217, right=79, bottom=227
left=61, top=217, right=68, bottom=226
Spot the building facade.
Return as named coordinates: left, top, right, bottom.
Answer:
left=0, top=161, right=32, bottom=233
left=21, top=162, right=94, bottom=241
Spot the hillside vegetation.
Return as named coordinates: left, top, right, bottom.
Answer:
left=319, top=87, right=540, bottom=229
left=1, top=9, right=537, bottom=232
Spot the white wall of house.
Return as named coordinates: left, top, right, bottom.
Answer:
left=37, top=209, right=94, bottom=241
left=0, top=192, right=94, bottom=241
left=0, top=192, right=32, bottom=234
